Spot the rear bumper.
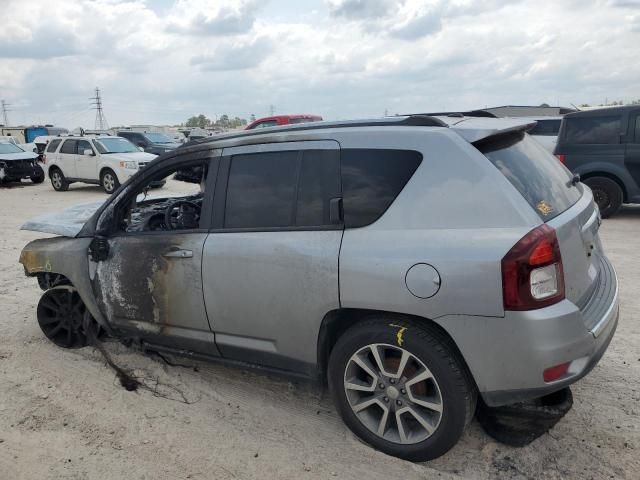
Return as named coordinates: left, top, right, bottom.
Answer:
left=480, top=254, right=618, bottom=406
left=439, top=254, right=619, bottom=407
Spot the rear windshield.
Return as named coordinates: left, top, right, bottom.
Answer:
left=477, top=132, right=581, bottom=221
left=563, top=116, right=621, bottom=144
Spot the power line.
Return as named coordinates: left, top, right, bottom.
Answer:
left=89, top=87, right=109, bottom=130
left=1, top=100, right=11, bottom=126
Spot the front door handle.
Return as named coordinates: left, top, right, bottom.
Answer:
left=163, top=249, right=193, bottom=259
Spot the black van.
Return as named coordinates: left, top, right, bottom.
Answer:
left=554, top=105, right=640, bottom=217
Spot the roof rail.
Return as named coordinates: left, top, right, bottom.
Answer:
left=188, top=115, right=447, bottom=148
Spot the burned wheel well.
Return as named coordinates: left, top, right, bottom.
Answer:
left=316, top=308, right=475, bottom=388
left=36, top=272, right=71, bottom=291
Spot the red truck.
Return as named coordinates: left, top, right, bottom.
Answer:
left=245, top=114, right=323, bottom=130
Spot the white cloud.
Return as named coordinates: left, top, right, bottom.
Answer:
left=0, top=0, right=638, bottom=128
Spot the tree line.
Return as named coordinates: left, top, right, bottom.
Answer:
left=184, top=114, right=252, bottom=129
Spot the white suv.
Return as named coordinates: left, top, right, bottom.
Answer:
left=44, top=135, right=159, bottom=193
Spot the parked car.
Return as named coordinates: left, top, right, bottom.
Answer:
left=516, top=116, right=562, bottom=153
left=44, top=135, right=160, bottom=193
left=19, top=116, right=618, bottom=461
left=245, top=114, right=323, bottom=130
left=554, top=106, right=640, bottom=217
left=117, top=130, right=181, bottom=155
left=0, top=139, right=44, bottom=184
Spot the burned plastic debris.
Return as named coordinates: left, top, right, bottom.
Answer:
left=476, top=388, right=573, bottom=446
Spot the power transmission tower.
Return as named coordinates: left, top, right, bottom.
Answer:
left=1, top=100, right=11, bottom=126
left=89, top=87, right=109, bottom=130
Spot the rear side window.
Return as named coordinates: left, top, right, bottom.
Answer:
left=563, top=116, right=621, bottom=144
left=224, top=150, right=339, bottom=229
left=478, top=132, right=581, bottom=221
left=46, top=139, right=61, bottom=152
left=341, top=149, right=422, bottom=228
left=59, top=140, right=77, bottom=154
left=528, top=119, right=561, bottom=136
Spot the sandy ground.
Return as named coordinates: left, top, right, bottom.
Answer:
left=0, top=179, right=638, bottom=480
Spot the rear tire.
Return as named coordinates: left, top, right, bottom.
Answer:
left=584, top=176, right=623, bottom=218
left=328, top=317, right=476, bottom=462
left=100, top=168, right=120, bottom=194
left=49, top=167, right=69, bottom=191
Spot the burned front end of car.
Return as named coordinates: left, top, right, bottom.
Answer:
left=0, top=158, right=42, bottom=182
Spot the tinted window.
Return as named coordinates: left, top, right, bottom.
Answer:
left=59, top=140, right=77, bottom=154
left=46, top=139, right=61, bottom=152
left=479, top=132, right=581, bottom=221
left=341, top=149, right=422, bottom=228
left=528, top=119, right=561, bottom=136
left=77, top=140, right=93, bottom=154
left=225, top=151, right=299, bottom=228
left=564, top=116, right=621, bottom=144
left=296, top=150, right=340, bottom=226
left=254, top=121, right=278, bottom=129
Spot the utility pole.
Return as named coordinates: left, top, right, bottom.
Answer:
left=89, top=87, right=109, bottom=130
left=1, top=100, right=11, bottom=126
left=269, top=104, right=275, bottom=116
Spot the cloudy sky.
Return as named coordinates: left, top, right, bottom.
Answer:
left=1, top=0, right=639, bottom=128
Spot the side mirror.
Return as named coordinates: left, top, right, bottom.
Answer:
left=137, top=146, right=144, bottom=152
left=83, top=149, right=94, bottom=156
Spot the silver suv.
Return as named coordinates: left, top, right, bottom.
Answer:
left=19, top=116, right=619, bottom=461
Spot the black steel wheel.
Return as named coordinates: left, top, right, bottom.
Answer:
left=37, top=286, right=89, bottom=348
left=584, top=176, right=623, bottom=218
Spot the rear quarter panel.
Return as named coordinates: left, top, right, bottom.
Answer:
left=336, top=128, right=540, bottom=320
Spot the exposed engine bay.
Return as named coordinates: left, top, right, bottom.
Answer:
left=123, top=194, right=203, bottom=232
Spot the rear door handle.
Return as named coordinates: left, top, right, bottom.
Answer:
left=163, top=249, right=193, bottom=258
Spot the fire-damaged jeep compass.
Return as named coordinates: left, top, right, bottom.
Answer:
left=19, top=116, right=619, bottom=461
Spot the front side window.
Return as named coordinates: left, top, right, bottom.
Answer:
left=117, top=161, right=208, bottom=233
left=224, top=149, right=340, bottom=229
left=341, top=149, right=423, bottom=228
left=77, top=140, right=93, bottom=155
left=563, top=116, right=621, bottom=144
left=59, top=140, right=77, bottom=154
left=46, top=139, right=61, bottom=153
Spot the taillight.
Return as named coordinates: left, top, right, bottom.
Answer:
left=543, top=362, right=570, bottom=382
left=501, top=224, right=565, bottom=310
left=555, top=154, right=566, bottom=164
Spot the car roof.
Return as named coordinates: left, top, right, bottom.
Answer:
left=254, top=114, right=322, bottom=122
left=565, top=105, right=640, bottom=118
left=182, top=115, right=536, bottom=150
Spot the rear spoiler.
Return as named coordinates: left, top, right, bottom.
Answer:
left=438, top=117, right=537, bottom=144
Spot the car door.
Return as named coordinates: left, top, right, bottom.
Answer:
left=625, top=110, right=640, bottom=191
left=90, top=152, right=221, bottom=354
left=202, top=141, right=343, bottom=374
left=74, top=139, right=98, bottom=180
left=57, top=139, right=78, bottom=178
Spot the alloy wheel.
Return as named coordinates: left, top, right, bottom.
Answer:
left=51, top=171, right=62, bottom=189
left=343, top=343, right=443, bottom=444
left=103, top=173, right=115, bottom=193
left=37, top=287, right=88, bottom=348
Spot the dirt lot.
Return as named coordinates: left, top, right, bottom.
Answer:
left=0, top=180, right=638, bottom=480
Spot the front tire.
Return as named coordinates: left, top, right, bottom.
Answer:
left=49, top=167, right=69, bottom=191
left=100, top=168, right=120, bottom=194
left=31, top=166, right=45, bottom=184
left=584, top=176, right=623, bottom=218
left=328, top=317, right=476, bottom=462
